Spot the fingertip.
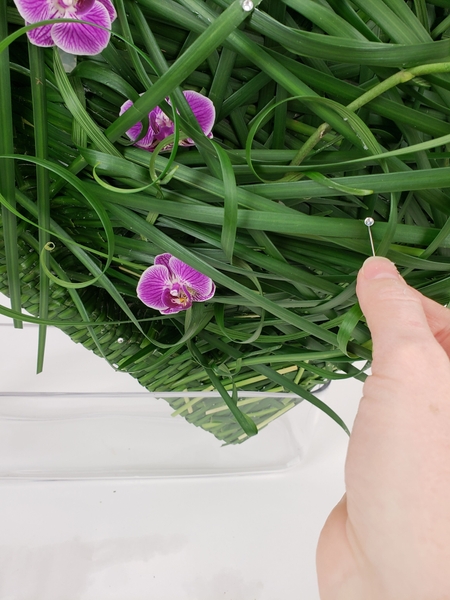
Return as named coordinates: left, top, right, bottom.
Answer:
left=359, top=257, right=401, bottom=281
left=356, top=256, right=433, bottom=357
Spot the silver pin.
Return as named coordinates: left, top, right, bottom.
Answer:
left=364, top=217, right=376, bottom=256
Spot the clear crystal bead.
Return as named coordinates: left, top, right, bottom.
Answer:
left=241, top=0, right=254, bottom=12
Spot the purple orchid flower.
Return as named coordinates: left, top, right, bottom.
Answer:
left=14, top=0, right=116, bottom=55
left=119, top=90, right=215, bottom=151
left=137, top=253, right=216, bottom=315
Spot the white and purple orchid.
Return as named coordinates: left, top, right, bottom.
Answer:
left=14, top=0, right=116, bottom=55
left=137, top=253, right=216, bottom=315
left=119, top=90, right=215, bottom=151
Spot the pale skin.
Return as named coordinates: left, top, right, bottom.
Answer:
left=316, top=256, right=450, bottom=600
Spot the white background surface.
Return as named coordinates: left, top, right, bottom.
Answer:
left=0, top=292, right=362, bottom=600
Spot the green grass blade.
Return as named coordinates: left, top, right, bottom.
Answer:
left=213, top=142, right=238, bottom=262
left=28, top=42, right=50, bottom=372
left=304, top=172, right=373, bottom=198
left=53, top=47, right=121, bottom=156
left=351, top=0, right=427, bottom=43
left=72, top=61, right=140, bottom=101
left=187, top=338, right=258, bottom=437
left=209, top=47, right=236, bottom=114
left=115, top=0, right=154, bottom=89
left=280, top=0, right=367, bottom=39
left=381, top=0, right=431, bottom=41
left=0, top=8, right=22, bottom=328
left=337, top=303, right=364, bottom=356
left=326, top=0, right=381, bottom=41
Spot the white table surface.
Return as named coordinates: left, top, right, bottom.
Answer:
left=0, top=292, right=362, bottom=600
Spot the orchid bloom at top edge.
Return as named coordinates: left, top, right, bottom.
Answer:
left=137, top=253, right=216, bottom=315
left=119, top=90, right=216, bottom=151
left=14, top=0, right=117, bottom=55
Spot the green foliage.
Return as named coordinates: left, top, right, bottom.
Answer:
left=2, top=0, right=450, bottom=443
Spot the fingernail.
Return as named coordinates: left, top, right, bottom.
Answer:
left=362, top=257, right=400, bottom=280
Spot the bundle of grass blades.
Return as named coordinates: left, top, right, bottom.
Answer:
left=2, top=0, right=450, bottom=444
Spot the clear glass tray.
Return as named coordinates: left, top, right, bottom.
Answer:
left=0, top=391, right=321, bottom=480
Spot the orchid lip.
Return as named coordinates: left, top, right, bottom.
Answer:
left=73, top=0, right=96, bottom=15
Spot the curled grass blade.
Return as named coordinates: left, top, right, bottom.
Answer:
left=19, top=230, right=110, bottom=363
left=1, top=153, right=115, bottom=280
left=12, top=189, right=147, bottom=338
left=337, top=303, right=364, bottom=356
left=212, top=141, right=238, bottom=262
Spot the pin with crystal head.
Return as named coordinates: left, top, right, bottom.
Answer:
left=241, top=0, right=254, bottom=11
left=364, top=217, right=376, bottom=256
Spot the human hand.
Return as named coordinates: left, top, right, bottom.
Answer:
left=316, top=256, right=450, bottom=600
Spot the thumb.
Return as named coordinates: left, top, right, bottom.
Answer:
left=356, top=257, right=435, bottom=366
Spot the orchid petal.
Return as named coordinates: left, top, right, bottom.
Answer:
left=137, top=265, right=171, bottom=310
left=183, top=90, right=215, bottom=137
left=119, top=100, right=154, bottom=148
left=13, top=0, right=55, bottom=24
left=134, top=135, right=155, bottom=149
left=26, top=22, right=55, bottom=47
left=160, top=305, right=189, bottom=314
left=51, top=3, right=111, bottom=55
left=169, top=257, right=215, bottom=301
left=154, top=253, right=173, bottom=270
left=95, top=0, right=116, bottom=22
left=194, top=280, right=215, bottom=302
left=160, top=306, right=185, bottom=314
left=119, top=99, right=134, bottom=115
left=153, top=92, right=215, bottom=143
left=179, top=139, right=195, bottom=147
